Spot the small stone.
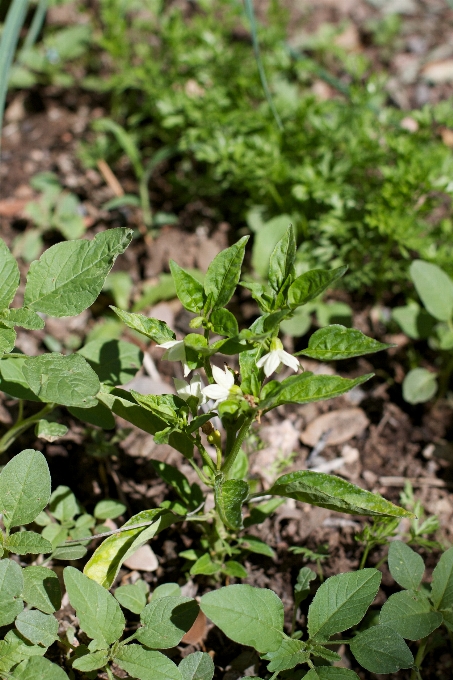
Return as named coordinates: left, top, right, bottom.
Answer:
left=123, top=545, right=158, bottom=572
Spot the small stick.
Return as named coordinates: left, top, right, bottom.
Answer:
left=97, top=159, right=124, bottom=197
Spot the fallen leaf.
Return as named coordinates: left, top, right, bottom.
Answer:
left=181, top=610, right=207, bottom=644
left=301, top=408, right=369, bottom=447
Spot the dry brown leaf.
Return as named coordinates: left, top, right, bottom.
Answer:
left=301, top=408, right=369, bottom=447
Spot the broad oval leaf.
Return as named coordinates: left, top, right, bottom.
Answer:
left=350, top=624, right=413, bottom=673
left=6, top=531, right=52, bottom=555
left=431, top=546, right=453, bottom=611
left=200, top=584, right=284, bottom=653
left=388, top=541, right=424, bottom=591
left=11, top=657, right=69, bottom=679
left=215, top=478, right=249, bottom=531
left=260, top=373, right=373, bottom=410
left=94, top=499, right=126, bottom=521
left=111, top=307, right=176, bottom=344
left=297, top=325, right=392, bottom=361
left=179, top=651, right=214, bottom=680
left=63, top=566, right=125, bottom=647
left=78, top=338, right=143, bottom=386
left=402, top=367, right=437, bottom=404
left=410, top=260, right=453, bottom=322
left=170, top=260, right=205, bottom=313
left=15, top=610, right=59, bottom=647
left=0, top=559, right=24, bottom=626
left=114, top=645, right=182, bottom=680
left=266, top=471, right=413, bottom=518
left=308, top=569, right=381, bottom=642
left=0, top=328, right=16, bottom=355
left=288, top=267, right=347, bottom=308
left=204, top=236, right=248, bottom=310
left=137, top=596, right=199, bottom=648
left=114, top=584, right=147, bottom=615
left=0, top=239, right=20, bottom=310
left=83, top=509, right=177, bottom=588
left=22, top=566, right=61, bottom=614
left=392, top=303, right=436, bottom=340
left=24, top=228, right=132, bottom=316
left=210, top=308, right=239, bottom=337
left=379, top=590, right=442, bottom=640
left=0, top=449, right=51, bottom=529
left=0, top=355, right=42, bottom=401
left=23, top=354, right=100, bottom=408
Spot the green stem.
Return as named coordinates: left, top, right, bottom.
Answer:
left=196, top=439, right=216, bottom=474
left=359, top=543, right=372, bottom=570
left=0, top=402, right=55, bottom=454
left=188, top=456, right=213, bottom=487
left=15, top=399, right=23, bottom=424
left=225, top=425, right=239, bottom=458
left=106, top=666, right=115, bottom=680
left=411, top=636, right=429, bottom=680
left=222, top=415, right=254, bottom=477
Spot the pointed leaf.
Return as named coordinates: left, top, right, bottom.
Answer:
left=268, top=225, right=296, bottom=294
left=114, top=645, right=182, bottom=680
left=266, top=471, right=412, bottom=518
left=288, top=267, right=347, bottom=308
left=262, top=637, right=309, bottom=672
left=0, top=354, right=41, bottom=401
left=11, top=657, right=69, bottom=679
left=170, top=261, right=205, bottom=313
left=210, top=308, right=239, bottom=337
left=431, top=546, right=453, bottom=611
left=0, top=449, right=51, bottom=529
left=115, top=584, right=147, bottom=614
left=179, top=651, right=214, bottom=680
left=0, top=239, right=20, bottom=310
left=24, top=228, right=132, bottom=316
left=78, top=338, right=143, bottom=386
left=72, top=650, right=109, bottom=672
left=5, top=531, right=52, bottom=555
left=111, top=307, right=175, bottom=343
left=200, top=584, right=284, bottom=653
left=63, top=566, right=125, bottom=647
left=15, top=610, right=59, bottom=647
left=94, top=499, right=126, bottom=521
left=380, top=590, right=442, bottom=640
left=297, top=325, right=392, bottom=360
left=137, top=596, right=199, bottom=648
left=388, top=541, right=425, bottom=591
left=23, top=353, right=100, bottom=408
left=260, top=373, right=373, bottom=410
left=0, top=308, right=44, bottom=330
left=350, top=624, right=414, bottom=673
left=303, top=669, right=360, bottom=680
left=410, top=260, right=453, bottom=322
left=204, top=236, right=248, bottom=310
left=294, top=567, right=317, bottom=607
left=22, top=566, right=61, bottom=614
left=215, top=478, right=249, bottom=531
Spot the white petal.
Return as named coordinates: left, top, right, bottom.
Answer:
left=174, top=378, right=190, bottom=401
left=256, top=353, right=269, bottom=369
left=183, top=362, right=191, bottom=378
left=263, top=350, right=282, bottom=377
left=279, top=350, right=299, bottom=373
left=211, top=365, right=234, bottom=389
left=202, top=384, right=230, bottom=401
left=159, top=340, right=178, bottom=349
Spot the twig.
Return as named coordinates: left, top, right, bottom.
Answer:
left=97, top=159, right=124, bottom=197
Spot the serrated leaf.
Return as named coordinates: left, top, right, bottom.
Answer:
left=0, top=449, right=51, bottom=529
left=63, top=566, right=125, bottom=647
left=431, top=547, right=453, bottom=611
left=410, top=260, right=453, bottom=322
left=380, top=589, right=442, bottom=640
left=0, top=327, right=16, bottom=355
left=15, top=610, right=59, bottom=647
left=308, top=569, right=381, bottom=642
left=266, top=471, right=412, bottom=518
left=22, top=566, right=61, bottom=614
left=179, top=651, right=214, bottom=680
left=11, top=657, right=69, bottom=679
left=303, top=669, right=360, bottom=680
left=200, top=585, right=284, bottom=653
left=215, top=478, right=249, bottom=531
left=114, top=644, right=182, bottom=680
left=94, top=499, right=126, bottom=521
left=262, top=637, right=309, bottom=672
left=24, top=228, right=132, bottom=316
left=115, top=584, right=147, bottom=614
left=294, top=567, right=317, bottom=607
left=297, top=325, right=392, bottom=360
left=137, top=596, right=199, bottom=648
left=0, top=308, right=44, bottom=330
left=0, top=239, right=20, bottom=310
left=350, top=624, right=414, bottom=673
left=72, top=649, right=109, bottom=672
left=204, top=236, right=248, bottom=310
left=35, top=420, right=68, bottom=443
left=6, top=531, right=52, bottom=555
left=83, top=509, right=177, bottom=588
left=170, top=261, right=205, bottom=313
left=268, top=225, right=296, bottom=294
left=388, top=541, right=425, bottom=590
left=78, top=338, right=143, bottom=386
left=0, top=560, right=24, bottom=626
left=111, top=307, right=175, bottom=344
left=288, top=267, right=347, bottom=308
left=23, top=353, right=100, bottom=408
left=402, top=367, right=437, bottom=404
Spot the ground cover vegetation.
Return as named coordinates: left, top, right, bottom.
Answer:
left=1, top=0, right=453, bottom=678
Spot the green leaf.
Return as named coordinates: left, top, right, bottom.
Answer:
left=68, top=401, right=116, bottom=429
left=294, top=567, right=317, bottom=607
left=0, top=630, right=46, bottom=674
left=223, top=561, right=248, bottom=578
left=0, top=239, right=20, bottom=310
left=15, top=610, right=59, bottom=647
left=0, top=449, right=51, bottom=529
left=190, top=553, right=220, bottom=576
left=288, top=267, right=347, bottom=308
left=152, top=583, right=180, bottom=600
left=22, top=566, right=61, bottom=614
left=170, top=261, right=205, bottom=313
left=35, top=420, right=68, bottom=443
left=238, top=535, right=275, bottom=558
left=280, top=306, right=312, bottom=337
left=210, top=308, right=239, bottom=337
left=0, top=559, right=24, bottom=626
left=297, top=325, right=392, bottom=360
left=0, top=354, right=42, bottom=401
left=215, top=478, right=249, bottom=531
left=402, top=368, right=437, bottom=404
left=303, top=669, right=360, bottom=680
left=52, top=544, right=87, bottom=561
left=268, top=225, right=296, bottom=294
left=431, top=547, right=453, bottom=611
left=179, top=651, right=214, bottom=680
left=251, top=215, right=290, bottom=279
left=24, top=228, right=133, bottom=316
left=5, top=531, right=52, bottom=555
left=410, top=260, right=453, bottom=322
left=266, top=470, right=412, bottom=518
left=260, top=373, right=373, bottom=410
left=244, top=498, right=285, bottom=527
left=78, top=338, right=143, bottom=386
left=63, top=566, right=125, bottom=647
left=23, top=353, right=100, bottom=408
left=131, top=391, right=183, bottom=423
left=72, top=650, right=109, bottom=672
left=200, top=584, right=284, bottom=653
left=94, top=499, right=126, bottom=521
left=152, top=461, right=203, bottom=511
left=49, top=485, right=81, bottom=523
left=204, top=236, right=248, bottom=310
left=262, top=637, right=309, bottom=672
left=350, top=624, right=414, bottom=673
left=11, top=657, right=69, bottom=679
left=0, top=308, right=44, bottom=330
left=392, top=303, right=436, bottom=340
left=308, top=569, right=381, bottom=642
left=115, top=584, right=147, bottom=614
left=137, top=596, right=199, bottom=648
left=114, top=645, right=182, bottom=680
left=388, top=541, right=425, bottom=590
left=380, top=589, right=442, bottom=640
left=111, top=307, right=176, bottom=344
left=0, top=327, right=16, bottom=354
left=83, top=509, right=177, bottom=588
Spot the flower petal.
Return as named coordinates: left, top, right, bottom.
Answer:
left=159, top=340, right=179, bottom=349
left=211, top=365, right=234, bottom=389
left=279, top=350, right=299, bottom=373
left=202, top=385, right=230, bottom=401
left=174, top=378, right=190, bottom=401
left=264, top=350, right=282, bottom=377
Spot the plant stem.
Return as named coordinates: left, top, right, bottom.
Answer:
left=411, top=636, right=429, bottom=680
left=222, top=415, right=254, bottom=477
left=106, top=666, right=115, bottom=680
left=359, top=543, right=371, bottom=570
left=0, top=402, right=55, bottom=454
left=195, top=439, right=216, bottom=474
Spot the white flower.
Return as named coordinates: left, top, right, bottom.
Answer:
left=256, top=338, right=299, bottom=378
left=202, top=365, right=241, bottom=406
left=174, top=374, right=205, bottom=407
left=158, top=340, right=190, bottom=377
